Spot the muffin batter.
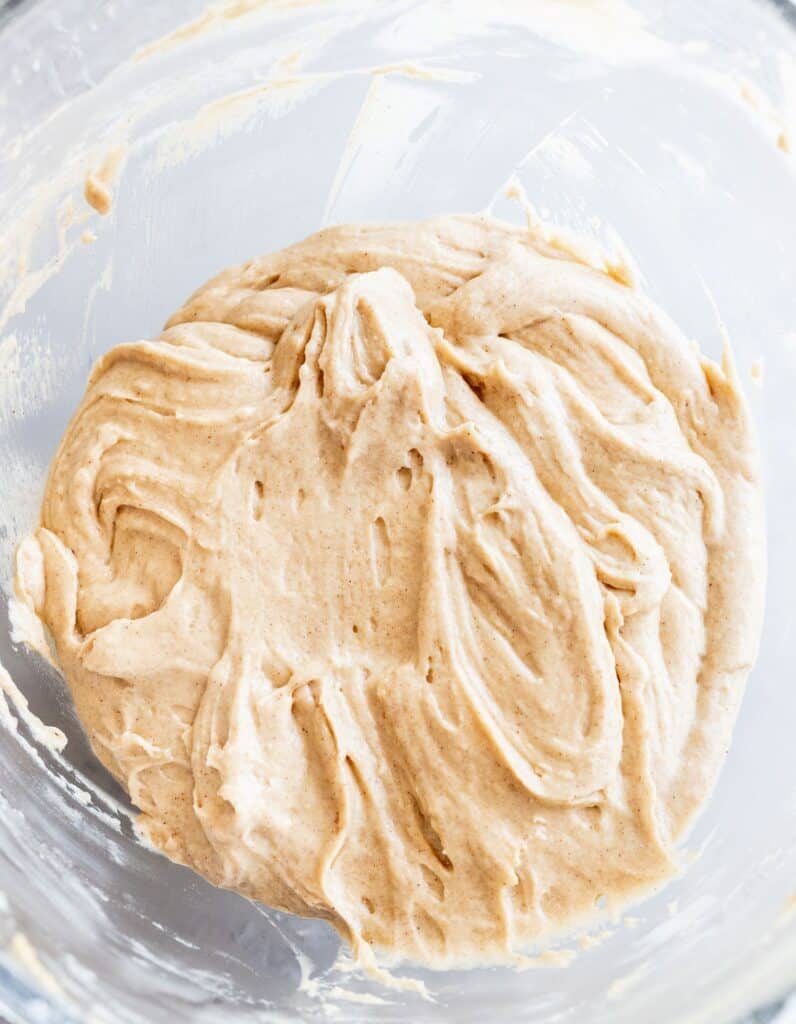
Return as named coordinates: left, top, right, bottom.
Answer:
left=15, top=216, right=764, bottom=966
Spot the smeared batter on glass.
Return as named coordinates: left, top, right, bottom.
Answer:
left=16, top=216, right=764, bottom=966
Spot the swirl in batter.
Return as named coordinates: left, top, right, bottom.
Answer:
left=16, top=216, right=764, bottom=966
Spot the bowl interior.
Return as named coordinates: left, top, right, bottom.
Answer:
left=0, top=1, right=795, bottom=1021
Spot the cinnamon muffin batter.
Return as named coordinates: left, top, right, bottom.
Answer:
left=15, top=216, right=764, bottom=966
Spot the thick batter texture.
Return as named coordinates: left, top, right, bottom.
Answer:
left=16, top=216, right=764, bottom=966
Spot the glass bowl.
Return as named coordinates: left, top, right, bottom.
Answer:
left=0, top=1, right=794, bottom=1021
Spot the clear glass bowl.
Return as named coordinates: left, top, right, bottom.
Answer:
left=0, top=1, right=794, bottom=1021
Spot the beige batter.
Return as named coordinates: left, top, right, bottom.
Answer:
left=15, top=215, right=764, bottom=967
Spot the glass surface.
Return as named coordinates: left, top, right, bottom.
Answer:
left=0, top=1, right=794, bottom=1021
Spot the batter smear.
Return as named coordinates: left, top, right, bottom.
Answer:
left=16, top=216, right=764, bottom=966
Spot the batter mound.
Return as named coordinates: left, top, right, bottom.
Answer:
left=16, top=216, right=764, bottom=966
